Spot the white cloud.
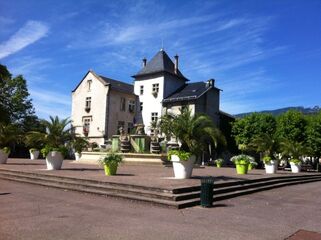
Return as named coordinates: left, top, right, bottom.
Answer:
left=30, top=89, right=71, bottom=107
left=0, top=20, right=49, bottom=59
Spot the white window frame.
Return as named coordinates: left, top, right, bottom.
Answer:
left=85, top=97, right=91, bottom=109
left=151, top=112, right=158, bottom=122
left=87, top=80, right=92, bottom=91
left=152, top=83, right=159, bottom=94
left=83, top=118, right=91, bottom=135
left=140, top=85, right=144, bottom=95
left=128, top=100, right=135, bottom=113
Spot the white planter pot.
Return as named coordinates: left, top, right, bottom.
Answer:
left=265, top=160, right=278, bottom=174
left=75, top=152, right=81, bottom=161
left=0, top=149, right=9, bottom=164
left=30, top=150, right=40, bottom=160
left=171, top=155, right=196, bottom=179
left=290, top=162, right=301, bottom=173
left=46, top=151, right=64, bottom=170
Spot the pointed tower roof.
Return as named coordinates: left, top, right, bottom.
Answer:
left=132, top=49, right=188, bottom=81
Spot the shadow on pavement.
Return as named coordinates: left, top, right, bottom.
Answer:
left=0, top=192, right=11, bottom=196
left=7, top=163, right=44, bottom=166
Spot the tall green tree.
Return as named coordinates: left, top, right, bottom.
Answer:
left=232, top=113, right=276, bottom=150
left=0, top=64, right=38, bottom=130
left=276, top=110, right=307, bottom=143
left=306, top=111, right=321, bottom=158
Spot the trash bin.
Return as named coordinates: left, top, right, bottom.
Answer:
left=200, top=177, right=214, bottom=207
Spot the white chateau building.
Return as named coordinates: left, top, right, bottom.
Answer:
left=71, top=49, right=229, bottom=145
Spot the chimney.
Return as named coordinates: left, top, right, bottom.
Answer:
left=206, top=79, right=215, bottom=88
left=174, top=54, right=179, bottom=74
left=142, top=58, right=147, bottom=67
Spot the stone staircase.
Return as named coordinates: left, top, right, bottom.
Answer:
left=0, top=168, right=321, bottom=209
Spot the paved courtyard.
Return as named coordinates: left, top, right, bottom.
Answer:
left=0, top=158, right=318, bottom=190
left=1, top=158, right=321, bottom=239
left=1, top=178, right=321, bottom=240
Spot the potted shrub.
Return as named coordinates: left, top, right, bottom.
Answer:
left=41, top=145, right=68, bottom=170
left=160, top=108, right=226, bottom=179
left=263, top=156, right=278, bottom=174
left=214, top=158, right=224, bottom=168
left=29, top=148, right=40, bottom=160
left=281, top=140, right=306, bottom=173
left=28, top=116, right=72, bottom=170
left=231, top=154, right=254, bottom=174
left=98, top=152, right=123, bottom=176
left=250, top=133, right=279, bottom=173
left=25, top=133, right=44, bottom=160
left=289, top=159, right=302, bottom=173
left=167, top=150, right=195, bottom=178
left=248, top=160, right=258, bottom=170
left=0, top=147, right=11, bottom=164
left=0, top=123, right=18, bottom=164
left=72, top=136, right=89, bottom=160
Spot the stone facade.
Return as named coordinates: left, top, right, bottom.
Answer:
left=71, top=49, right=226, bottom=145
left=71, top=70, right=137, bottom=145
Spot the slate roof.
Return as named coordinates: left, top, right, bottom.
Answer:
left=133, top=49, right=188, bottom=81
left=99, top=75, right=133, bottom=94
left=71, top=70, right=134, bottom=94
left=163, top=81, right=220, bottom=103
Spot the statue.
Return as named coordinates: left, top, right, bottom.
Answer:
left=134, top=123, right=145, bottom=135
left=119, top=127, right=128, bottom=141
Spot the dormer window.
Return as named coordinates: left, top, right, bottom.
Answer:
left=87, top=80, right=92, bottom=91
left=85, top=97, right=91, bottom=112
left=152, top=83, right=159, bottom=97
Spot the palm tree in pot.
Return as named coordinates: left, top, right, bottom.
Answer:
left=160, top=108, right=226, bottom=179
left=27, top=116, right=72, bottom=170
left=250, top=133, right=279, bottom=174
left=71, top=136, right=89, bottom=160
left=280, top=140, right=306, bottom=173
left=0, top=123, right=19, bottom=164
left=25, top=132, right=45, bottom=160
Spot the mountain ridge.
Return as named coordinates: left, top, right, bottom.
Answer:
left=235, top=106, right=320, bottom=118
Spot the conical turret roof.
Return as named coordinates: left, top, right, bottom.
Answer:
left=133, top=49, right=188, bottom=81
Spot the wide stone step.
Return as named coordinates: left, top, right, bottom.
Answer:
left=0, top=170, right=177, bottom=201
left=0, top=175, right=185, bottom=208
left=213, top=177, right=321, bottom=202
left=1, top=168, right=321, bottom=209
left=0, top=168, right=174, bottom=192
left=214, top=175, right=321, bottom=195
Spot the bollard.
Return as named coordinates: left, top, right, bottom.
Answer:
left=200, top=177, right=214, bottom=207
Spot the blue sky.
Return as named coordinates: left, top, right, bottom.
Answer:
left=0, top=0, right=320, bottom=119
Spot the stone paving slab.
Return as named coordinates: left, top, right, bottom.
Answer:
left=0, top=158, right=319, bottom=190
